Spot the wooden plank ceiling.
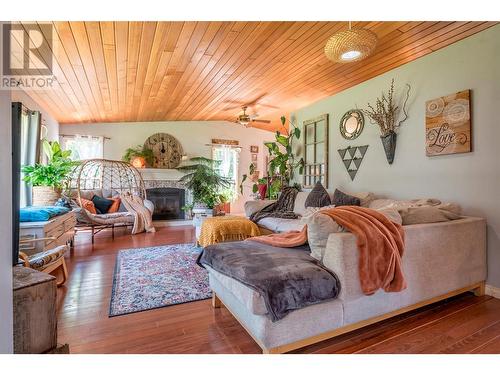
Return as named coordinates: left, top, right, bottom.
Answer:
left=17, top=21, right=496, bottom=131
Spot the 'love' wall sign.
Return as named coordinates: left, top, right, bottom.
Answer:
left=425, top=89, right=471, bottom=156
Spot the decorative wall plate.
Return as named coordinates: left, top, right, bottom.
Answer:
left=338, top=145, right=368, bottom=181
left=144, top=133, right=183, bottom=169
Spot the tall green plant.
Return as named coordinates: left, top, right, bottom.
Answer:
left=176, top=157, right=232, bottom=209
left=22, top=139, right=77, bottom=189
left=240, top=116, right=304, bottom=198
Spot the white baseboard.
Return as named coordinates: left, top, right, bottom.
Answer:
left=485, top=284, right=500, bottom=299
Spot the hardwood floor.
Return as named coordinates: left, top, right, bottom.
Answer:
left=58, top=226, right=500, bottom=354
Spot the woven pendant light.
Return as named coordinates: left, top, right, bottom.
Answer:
left=324, top=22, right=378, bottom=63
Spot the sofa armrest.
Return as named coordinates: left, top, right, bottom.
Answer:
left=244, top=199, right=276, bottom=218
left=322, top=232, right=360, bottom=300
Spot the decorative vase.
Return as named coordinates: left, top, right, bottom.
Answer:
left=257, top=183, right=267, bottom=200
left=381, top=131, right=397, bottom=165
left=32, top=186, right=61, bottom=206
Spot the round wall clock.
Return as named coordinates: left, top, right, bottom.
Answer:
left=143, top=133, right=183, bottom=169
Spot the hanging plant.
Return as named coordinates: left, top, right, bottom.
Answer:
left=362, top=79, right=411, bottom=164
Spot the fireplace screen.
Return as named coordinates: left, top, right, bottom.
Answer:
left=146, top=188, right=185, bottom=220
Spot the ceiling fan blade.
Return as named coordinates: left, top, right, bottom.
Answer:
left=256, top=103, right=279, bottom=109
left=245, top=93, right=267, bottom=107
left=252, top=119, right=271, bottom=124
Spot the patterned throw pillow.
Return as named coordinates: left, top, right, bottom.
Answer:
left=79, top=197, right=97, bottom=214
left=332, top=189, right=361, bottom=207
left=304, top=181, right=331, bottom=208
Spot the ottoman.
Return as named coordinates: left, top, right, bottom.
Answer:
left=197, top=215, right=260, bottom=247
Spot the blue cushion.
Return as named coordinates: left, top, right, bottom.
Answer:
left=20, top=206, right=70, bottom=222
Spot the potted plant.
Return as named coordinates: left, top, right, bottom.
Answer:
left=361, top=79, right=411, bottom=164
left=240, top=115, right=304, bottom=199
left=176, top=157, right=232, bottom=215
left=122, top=145, right=154, bottom=168
left=22, top=140, right=76, bottom=206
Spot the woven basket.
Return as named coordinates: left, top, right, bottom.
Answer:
left=32, top=186, right=61, bottom=206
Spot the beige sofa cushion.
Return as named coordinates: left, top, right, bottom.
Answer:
left=244, top=199, right=275, bottom=217
left=368, top=198, right=441, bottom=211
left=257, top=217, right=305, bottom=233
left=400, top=204, right=461, bottom=225
left=348, top=191, right=377, bottom=207
left=305, top=207, right=401, bottom=261
left=293, top=191, right=309, bottom=216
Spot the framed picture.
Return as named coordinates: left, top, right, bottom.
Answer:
left=251, top=153, right=258, bottom=162
left=425, top=90, right=471, bottom=156
left=250, top=145, right=259, bottom=153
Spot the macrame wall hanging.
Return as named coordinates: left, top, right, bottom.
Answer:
left=338, top=145, right=368, bottom=181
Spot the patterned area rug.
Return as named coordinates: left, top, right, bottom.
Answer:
left=109, top=243, right=211, bottom=317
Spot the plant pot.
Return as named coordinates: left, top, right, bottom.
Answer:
left=214, top=202, right=230, bottom=216
left=257, top=183, right=268, bottom=200
left=381, top=131, right=397, bottom=165
left=32, top=186, right=61, bottom=206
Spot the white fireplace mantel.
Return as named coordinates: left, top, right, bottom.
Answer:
left=139, top=168, right=184, bottom=182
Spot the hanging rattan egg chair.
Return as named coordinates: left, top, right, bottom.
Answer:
left=74, top=159, right=147, bottom=203
left=70, top=159, right=152, bottom=237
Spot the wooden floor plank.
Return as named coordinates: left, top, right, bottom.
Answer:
left=57, top=226, right=499, bottom=354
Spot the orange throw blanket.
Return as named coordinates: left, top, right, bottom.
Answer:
left=248, top=206, right=406, bottom=295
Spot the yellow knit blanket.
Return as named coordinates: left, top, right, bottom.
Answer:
left=198, top=215, right=260, bottom=247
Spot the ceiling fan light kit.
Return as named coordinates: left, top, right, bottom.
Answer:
left=235, top=105, right=271, bottom=127
left=324, top=23, right=378, bottom=63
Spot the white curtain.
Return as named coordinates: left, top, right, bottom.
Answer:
left=60, top=135, right=104, bottom=160
left=212, top=145, right=240, bottom=199
left=20, top=110, right=41, bottom=207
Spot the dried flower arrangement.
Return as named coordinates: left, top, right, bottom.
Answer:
left=361, top=79, right=411, bottom=164
left=362, top=79, right=411, bottom=136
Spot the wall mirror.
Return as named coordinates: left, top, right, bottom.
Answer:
left=340, top=109, right=364, bottom=140
left=303, top=114, right=329, bottom=188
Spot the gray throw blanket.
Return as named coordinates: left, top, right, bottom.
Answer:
left=249, top=186, right=299, bottom=223
left=197, top=240, right=341, bottom=321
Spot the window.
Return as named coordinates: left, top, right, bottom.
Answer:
left=60, top=134, right=104, bottom=160
left=303, top=114, right=329, bottom=188
left=212, top=144, right=240, bottom=200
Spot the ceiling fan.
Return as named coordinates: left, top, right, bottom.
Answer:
left=234, top=106, right=271, bottom=127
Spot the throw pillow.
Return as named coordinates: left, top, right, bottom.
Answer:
left=332, top=189, right=361, bottom=207
left=108, top=197, right=122, bottom=213
left=79, top=198, right=97, bottom=214
left=304, top=211, right=343, bottom=261
left=304, top=181, right=331, bottom=208
left=92, top=195, right=114, bottom=214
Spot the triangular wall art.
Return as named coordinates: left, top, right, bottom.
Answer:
left=337, top=145, right=369, bottom=181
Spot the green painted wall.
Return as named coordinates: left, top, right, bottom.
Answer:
left=292, top=24, right=500, bottom=288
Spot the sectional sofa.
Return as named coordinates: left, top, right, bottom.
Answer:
left=205, top=191, right=487, bottom=353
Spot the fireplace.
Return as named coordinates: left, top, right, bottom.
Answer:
left=146, top=188, right=185, bottom=220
